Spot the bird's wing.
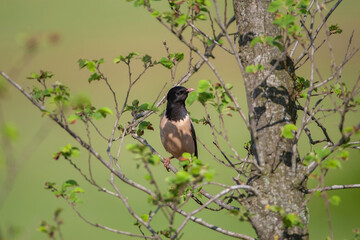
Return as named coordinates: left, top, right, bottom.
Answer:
left=190, top=121, right=198, bottom=158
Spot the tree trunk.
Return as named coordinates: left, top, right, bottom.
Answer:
left=233, top=1, right=309, bottom=239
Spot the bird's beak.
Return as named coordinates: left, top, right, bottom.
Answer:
left=187, top=88, right=195, bottom=93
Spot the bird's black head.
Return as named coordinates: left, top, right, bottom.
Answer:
left=166, top=86, right=193, bottom=105
left=165, top=86, right=194, bottom=121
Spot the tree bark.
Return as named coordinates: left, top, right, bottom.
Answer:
left=233, top=1, right=309, bottom=239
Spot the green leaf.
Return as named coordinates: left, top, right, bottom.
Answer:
left=299, top=92, right=307, bottom=98
left=148, top=154, right=160, bottom=165
left=114, top=52, right=139, bottom=63
left=186, top=91, right=198, bottom=106
left=42, top=88, right=52, bottom=97
left=340, top=150, right=349, bottom=160
left=283, top=213, right=303, bottom=228
left=138, top=121, right=151, bottom=130
left=28, top=71, right=54, bottom=81
left=98, top=58, right=104, bottom=64
left=198, top=80, right=210, bottom=93
left=93, top=111, right=103, bottom=120
left=182, top=152, right=192, bottom=159
left=329, top=195, right=341, bottom=206
left=142, top=54, right=152, bottom=63
left=303, top=152, right=318, bottom=166
left=297, top=1, right=309, bottom=14
left=62, top=179, right=78, bottom=190
left=246, top=64, right=264, bottom=74
left=281, top=124, right=298, bottom=139
left=225, top=83, right=233, bottom=90
left=126, top=144, right=142, bottom=153
left=321, top=159, right=341, bottom=169
left=172, top=171, right=192, bottom=185
left=127, top=51, right=140, bottom=59
left=88, top=73, right=101, bottom=82
left=264, top=36, right=284, bottom=51
left=144, top=174, right=152, bottom=181
left=71, top=147, right=80, bottom=157
left=2, top=122, right=19, bottom=142
left=139, top=102, right=158, bottom=112
left=151, top=10, right=160, bottom=17
left=73, top=187, right=85, bottom=193
left=315, top=148, right=331, bottom=159
left=203, top=0, right=211, bottom=6
left=296, top=76, right=310, bottom=91
left=37, top=226, right=48, bottom=233
left=158, top=57, right=174, bottom=69
left=268, top=0, right=283, bottom=13
left=288, top=24, right=301, bottom=36
left=86, top=61, right=96, bottom=73
left=205, top=39, right=213, bottom=46
left=256, top=64, right=264, bottom=71
left=175, top=52, right=184, bottom=61
left=197, top=14, right=207, bottom=20
left=141, top=214, right=149, bottom=222
left=283, top=14, right=296, bottom=27
left=114, top=56, right=124, bottom=64
left=132, top=99, right=139, bottom=107
left=285, top=0, right=296, bottom=6
left=245, top=65, right=254, bottom=73
left=44, top=182, right=56, bottom=190
left=65, top=179, right=78, bottom=186
left=175, top=14, right=188, bottom=25
left=268, top=205, right=281, bottom=212
left=329, top=24, right=343, bottom=34
left=198, top=92, right=214, bottom=104
left=250, top=37, right=263, bottom=47
left=97, top=107, right=113, bottom=118
left=78, top=59, right=88, bottom=69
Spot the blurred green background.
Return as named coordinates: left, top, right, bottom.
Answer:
left=0, top=0, right=359, bottom=239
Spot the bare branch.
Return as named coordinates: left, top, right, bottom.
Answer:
left=110, top=181, right=161, bottom=239
left=187, top=21, right=234, bottom=55
left=294, top=0, right=343, bottom=65
left=175, top=208, right=255, bottom=240
left=306, top=184, right=360, bottom=193
left=66, top=197, right=157, bottom=239
left=174, top=185, right=258, bottom=238
left=307, top=122, right=360, bottom=176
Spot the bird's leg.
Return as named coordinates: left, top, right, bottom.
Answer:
left=178, top=156, right=192, bottom=170
left=178, top=156, right=190, bottom=162
left=164, top=156, right=174, bottom=171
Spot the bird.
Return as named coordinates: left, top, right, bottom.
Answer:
left=160, top=86, right=198, bottom=171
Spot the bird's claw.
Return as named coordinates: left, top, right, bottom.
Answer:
left=164, top=157, right=172, bottom=172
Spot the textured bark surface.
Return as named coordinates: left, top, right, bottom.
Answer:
left=233, top=1, right=309, bottom=239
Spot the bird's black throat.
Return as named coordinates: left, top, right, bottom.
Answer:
left=165, top=102, right=188, bottom=121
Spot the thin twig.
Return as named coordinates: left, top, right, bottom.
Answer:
left=294, top=0, right=343, bottom=65
left=306, top=184, right=360, bottom=193
left=65, top=197, right=156, bottom=239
